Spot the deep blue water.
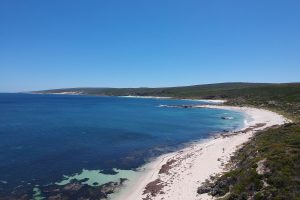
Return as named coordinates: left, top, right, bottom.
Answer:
left=0, top=93, right=244, bottom=192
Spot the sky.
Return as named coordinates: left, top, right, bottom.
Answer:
left=0, top=0, right=299, bottom=92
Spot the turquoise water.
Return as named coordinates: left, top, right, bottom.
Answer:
left=0, top=93, right=244, bottom=195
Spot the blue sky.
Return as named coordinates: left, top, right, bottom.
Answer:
left=0, top=0, right=299, bottom=92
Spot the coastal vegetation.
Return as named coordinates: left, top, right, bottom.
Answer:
left=180, top=83, right=300, bottom=200
left=198, top=123, right=300, bottom=200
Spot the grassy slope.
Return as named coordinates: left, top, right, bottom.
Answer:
left=37, top=83, right=300, bottom=199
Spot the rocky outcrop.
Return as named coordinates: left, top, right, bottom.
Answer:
left=197, top=177, right=236, bottom=197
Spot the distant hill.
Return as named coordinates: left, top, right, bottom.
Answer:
left=33, top=82, right=272, bottom=97
left=33, top=82, right=279, bottom=98
left=34, top=82, right=300, bottom=119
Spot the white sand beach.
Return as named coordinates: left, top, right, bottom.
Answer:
left=119, top=95, right=172, bottom=99
left=116, top=105, right=290, bottom=200
left=184, top=99, right=227, bottom=104
left=119, top=96, right=226, bottom=104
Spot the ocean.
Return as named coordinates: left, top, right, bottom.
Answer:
left=0, top=93, right=245, bottom=198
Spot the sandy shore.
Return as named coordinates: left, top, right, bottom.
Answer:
left=119, top=95, right=172, bottom=99
left=183, top=99, right=227, bottom=104
left=119, top=96, right=226, bottom=104
left=116, top=105, right=290, bottom=200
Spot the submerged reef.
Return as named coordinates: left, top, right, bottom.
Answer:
left=0, top=178, right=127, bottom=200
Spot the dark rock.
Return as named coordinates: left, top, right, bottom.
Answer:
left=100, top=181, right=118, bottom=194
left=92, top=182, right=99, bottom=186
left=78, top=178, right=89, bottom=183
left=197, top=185, right=212, bottom=194
left=38, top=178, right=127, bottom=200
left=63, top=182, right=83, bottom=191
left=101, top=169, right=118, bottom=175
left=283, top=123, right=296, bottom=128
left=199, top=176, right=235, bottom=197
left=120, top=178, right=128, bottom=185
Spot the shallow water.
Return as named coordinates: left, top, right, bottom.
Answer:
left=0, top=93, right=244, bottom=195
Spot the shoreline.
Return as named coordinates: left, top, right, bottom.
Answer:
left=114, top=105, right=290, bottom=200
left=119, top=96, right=227, bottom=104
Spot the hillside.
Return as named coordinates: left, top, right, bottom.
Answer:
left=34, top=82, right=271, bottom=98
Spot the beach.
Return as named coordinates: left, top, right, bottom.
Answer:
left=116, top=105, right=290, bottom=200
left=120, top=96, right=227, bottom=104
